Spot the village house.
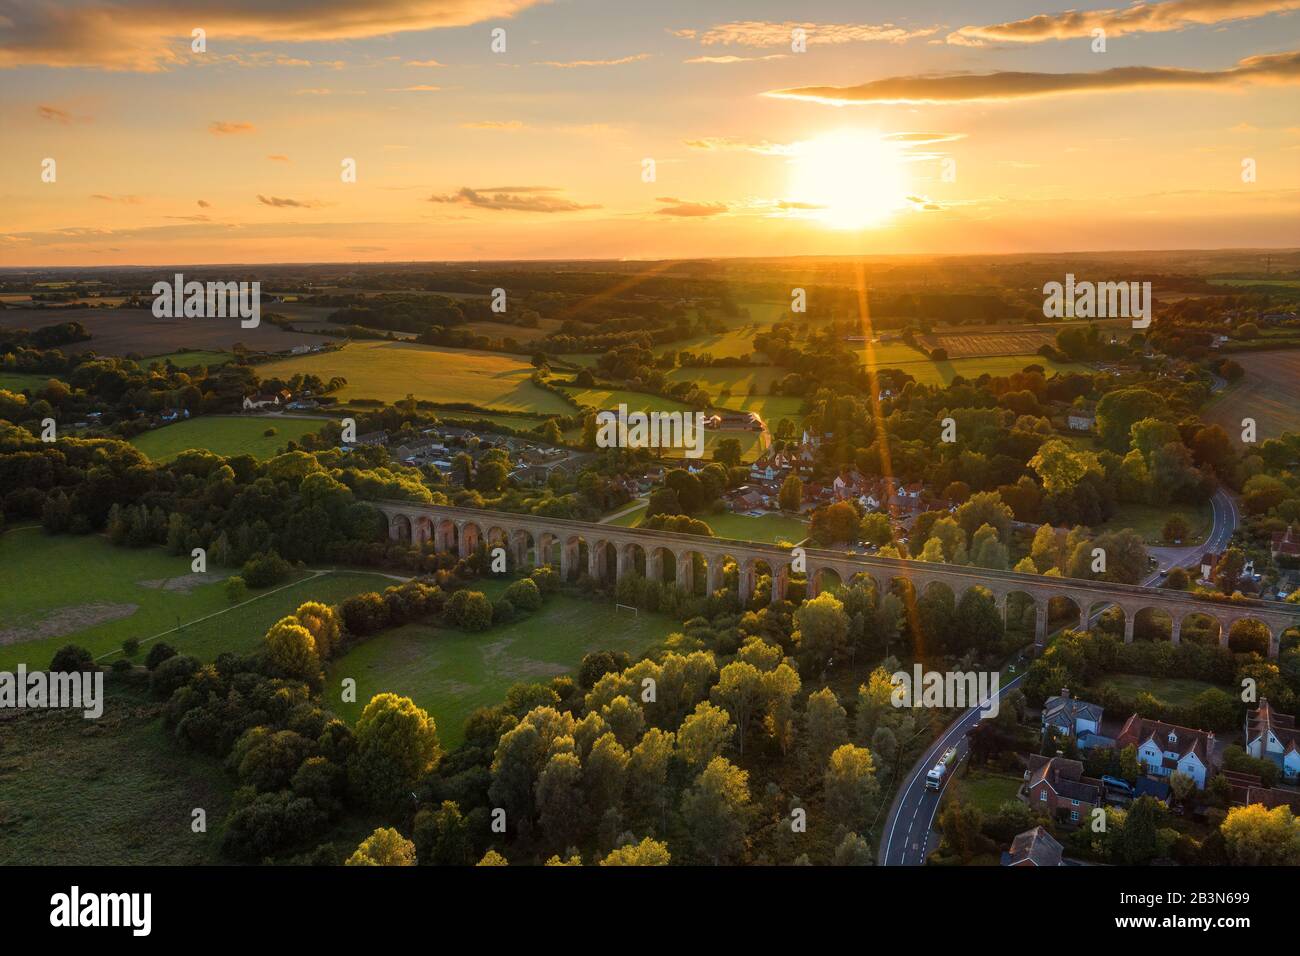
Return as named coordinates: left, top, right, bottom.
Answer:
left=1271, top=526, right=1300, bottom=560
left=1041, top=688, right=1103, bottom=739
left=242, top=388, right=292, bottom=411
left=1244, top=698, right=1300, bottom=781
left=1066, top=410, right=1096, bottom=432
left=1024, top=754, right=1103, bottom=825
left=1116, top=715, right=1215, bottom=789
left=1003, top=826, right=1064, bottom=867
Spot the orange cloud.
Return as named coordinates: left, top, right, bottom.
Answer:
left=210, top=121, right=255, bottom=135
left=673, top=20, right=936, bottom=47
left=655, top=198, right=729, bottom=217
left=767, top=49, right=1300, bottom=104
left=428, top=186, right=597, bottom=212
left=537, top=53, right=651, bottom=68
left=950, top=0, right=1300, bottom=45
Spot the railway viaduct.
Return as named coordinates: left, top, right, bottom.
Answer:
left=374, top=501, right=1300, bottom=658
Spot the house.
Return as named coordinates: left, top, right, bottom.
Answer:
left=350, top=430, right=388, bottom=448
left=1003, top=826, right=1064, bottom=867
left=1244, top=698, right=1300, bottom=781
left=242, top=392, right=285, bottom=410
left=1271, top=527, right=1300, bottom=560
left=1199, top=552, right=1220, bottom=582
left=731, top=488, right=766, bottom=513
left=1025, top=755, right=1103, bottom=825
left=1133, top=777, right=1171, bottom=805
left=1116, top=715, right=1215, bottom=789
left=1067, top=412, right=1095, bottom=432
left=1041, top=688, right=1104, bottom=739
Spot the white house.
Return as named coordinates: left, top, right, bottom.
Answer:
left=1041, top=688, right=1103, bottom=738
left=1245, top=699, right=1300, bottom=782
left=1117, top=715, right=1214, bottom=789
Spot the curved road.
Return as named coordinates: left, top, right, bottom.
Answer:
left=879, top=487, right=1240, bottom=866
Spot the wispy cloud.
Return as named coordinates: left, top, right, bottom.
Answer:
left=683, top=136, right=796, bottom=155
left=427, top=186, right=598, bottom=212
left=90, top=193, right=144, bottom=204
left=0, top=0, right=553, bottom=71
left=385, top=84, right=442, bottom=92
left=406, top=58, right=446, bottom=67
left=257, top=195, right=325, bottom=209
left=767, top=49, right=1300, bottom=104
left=209, top=120, right=254, bottom=135
left=949, top=0, right=1300, bottom=45
left=37, top=104, right=74, bottom=123
left=673, top=21, right=936, bottom=47
left=684, top=53, right=789, bottom=64
left=537, top=53, right=651, bottom=68
left=461, top=120, right=528, bottom=130
left=655, top=197, right=729, bottom=217
left=267, top=154, right=290, bottom=162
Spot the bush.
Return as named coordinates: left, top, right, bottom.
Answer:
left=224, top=575, right=248, bottom=604
left=241, top=551, right=291, bottom=589
left=447, top=590, right=493, bottom=631
left=49, top=644, right=94, bottom=673
left=492, top=597, right=516, bottom=624
left=339, top=592, right=389, bottom=635
left=145, top=642, right=178, bottom=671
left=122, top=637, right=141, bottom=658
left=263, top=427, right=278, bottom=437
left=150, top=654, right=201, bottom=699
left=503, top=577, right=543, bottom=612
left=111, top=658, right=133, bottom=674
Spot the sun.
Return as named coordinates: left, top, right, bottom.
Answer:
left=788, top=129, right=910, bottom=230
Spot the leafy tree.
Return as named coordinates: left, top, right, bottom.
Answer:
left=793, top=591, right=850, bottom=674
left=859, top=512, right=892, bottom=547
left=677, top=701, right=735, bottom=768
left=349, top=693, right=442, bottom=810
left=1220, top=804, right=1300, bottom=865
left=681, top=757, right=750, bottom=865
left=804, top=688, right=848, bottom=770
left=779, top=474, right=803, bottom=512
left=809, top=501, right=860, bottom=546
left=824, top=744, right=878, bottom=831
left=49, top=644, right=94, bottom=673
left=223, top=575, right=248, bottom=604
left=536, top=750, right=585, bottom=851
left=346, top=827, right=416, bottom=866
left=263, top=617, right=321, bottom=682
left=600, top=837, right=671, bottom=865
left=413, top=800, right=473, bottom=866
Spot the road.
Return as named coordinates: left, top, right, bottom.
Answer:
left=878, top=487, right=1240, bottom=865
left=880, top=671, right=1026, bottom=866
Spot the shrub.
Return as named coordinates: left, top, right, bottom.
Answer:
left=122, top=637, right=141, bottom=658
left=241, top=551, right=291, bottom=589
left=339, top=592, right=389, bottom=635
left=504, top=577, right=543, bottom=612
left=224, top=575, right=248, bottom=604
left=49, top=644, right=94, bottom=673
left=150, top=654, right=201, bottom=699
left=145, top=642, right=178, bottom=671
left=447, top=590, right=493, bottom=631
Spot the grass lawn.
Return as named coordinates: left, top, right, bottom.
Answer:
left=130, top=415, right=324, bottom=462
left=866, top=353, right=1085, bottom=386
left=1096, top=673, right=1222, bottom=707
left=609, top=504, right=807, bottom=545
left=1094, top=501, right=1211, bottom=545
left=953, top=770, right=1024, bottom=815
left=138, top=350, right=231, bottom=368
left=0, top=371, right=51, bottom=391
left=0, top=527, right=393, bottom=670
left=557, top=385, right=694, bottom=414
left=258, top=340, right=573, bottom=414
left=325, top=595, right=678, bottom=746
left=0, top=680, right=232, bottom=864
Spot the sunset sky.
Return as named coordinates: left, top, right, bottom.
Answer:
left=3, top=0, right=1299, bottom=266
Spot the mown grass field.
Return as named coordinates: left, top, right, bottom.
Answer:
left=325, top=596, right=678, bottom=746
left=557, top=385, right=693, bottom=414
left=609, top=504, right=807, bottom=544
left=141, top=350, right=232, bottom=368
left=259, top=340, right=573, bottom=414
left=0, top=371, right=48, bottom=392
left=130, top=415, right=324, bottom=462
left=1202, top=350, right=1300, bottom=441
left=0, top=680, right=232, bottom=865
left=0, top=527, right=393, bottom=670
left=953, top=770, right=1023, bottom=815
left=1096, top=673, right=1223, bottom=706
left=1094, top=501, right=1212, bottom=545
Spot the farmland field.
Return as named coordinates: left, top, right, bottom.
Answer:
left=0, top=371, right=49, bottom=391
left=920, top=328, right=1054, bottom=358
left=325, top=596, right=678, bottom=745
left=1202, top=350, right=1300, bottom=440
left=0, top=527, right=394, bottom=670
left=259, top=340, right=573, bottom=414
left=558, top=385, right=693, bottom=414
left=130, top=415, right=324, bottom=461
left=610, top=504, right=807, bottom=544
left=141, top=350, right=232, bottom=368
left=4, top=307, right=334, bottom=356
left=872, top=353, right=1083, bottom=386
left=0, top=681, right=232, bottom=865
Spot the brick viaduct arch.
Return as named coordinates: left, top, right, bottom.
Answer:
left=376, top=501, right=1299, bottom=658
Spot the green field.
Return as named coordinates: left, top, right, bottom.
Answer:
left=610, top=504, right=807, bottom=544
left=325, top=596, right=678, bottom=745
left=1093, top=502, right=1212, bottom=545
left=0, top=528, right=394, bottom=670
left=1096, top=673, right=1222, bottom=706
left=0, top=371, right=51, bottom=392
left=558, top=385, right=693, bottom=414
left=0, top=680, right=231, bottom=864
left=130, top=415, right=324, bottom=461
left=139, top=350, right=231, bottom=368
left=867, top=353, right=1084, bottom=386
left=258, top=340, right=573, bottom=414
left=953, top=770, right=1023, bottom=815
